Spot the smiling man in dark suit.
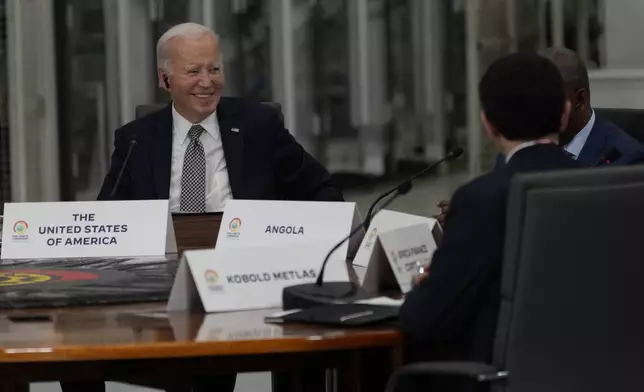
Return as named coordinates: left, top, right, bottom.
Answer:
left=399, top=53, right=580, bottom=392
left=61, top=22, right=341, bottom=392
left=97, top=22, right=342, bottom=208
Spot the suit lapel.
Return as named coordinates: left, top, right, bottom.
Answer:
left=151, top=104, right=173, bottom=199
left=217, top=98, right=244, bottom=197
left=577, top=117, right=608, bottom=166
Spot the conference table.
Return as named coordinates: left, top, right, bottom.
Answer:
left=0, top=213, right=404, bottom=391
left=0, top=302, right=402, bottom=392
left=0, top=256, right=403, bottom=388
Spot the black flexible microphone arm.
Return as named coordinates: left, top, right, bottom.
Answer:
left=109, top=140, right=137, bottom=199
left=314, top=185, right=409, bottom=286
left=363, top=148, right=463, bottom=229
left=314, top=147, right=464, bottom=286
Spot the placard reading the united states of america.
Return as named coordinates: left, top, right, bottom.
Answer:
left=1, top=200, right=176, bottom=259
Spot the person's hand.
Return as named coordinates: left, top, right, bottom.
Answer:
left=413, top=264, right=430, bottom=286
left=434, top=199, right=451, bottom=226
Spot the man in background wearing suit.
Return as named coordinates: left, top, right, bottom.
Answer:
left=399, top=53, right=580, bottom=391
left=63, top=22, right=341, bottom=392
left=497, top=47, right=644, bottom=167
left=436, top=47, right=644, bottom=226
left=97, top=22, right=342, bottom=208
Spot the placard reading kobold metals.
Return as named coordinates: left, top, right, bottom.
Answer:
left=167, top=244, right=350, bottom=312
left=1, top=200, right=176, bottom=259
left=167, top=200, right=363, bottom=312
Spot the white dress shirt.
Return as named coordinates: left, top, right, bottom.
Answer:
left=169, top=105, right=233, bottom=212
left=562, top=110, right=595, bottom=159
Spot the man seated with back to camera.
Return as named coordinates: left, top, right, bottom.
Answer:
left=500, top=47, right=644, bottom=166
left=435, top=46, right=644, bottom=225
left=398, top=53, right=581, bottom=392
left=60, top=22, right=342, bottom=392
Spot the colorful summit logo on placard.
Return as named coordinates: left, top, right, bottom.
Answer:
left=229, top=218, right=241, bottom=232
left=226, top=217, right=242, bottom=239
left=13, top=220, right=28, bottom=235
left=204, top=269, right=223, bottom=291
left=11, top=220, right=29, bottom=241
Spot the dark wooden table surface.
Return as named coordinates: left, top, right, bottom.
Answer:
left=0, top=303, right=403, bottom=392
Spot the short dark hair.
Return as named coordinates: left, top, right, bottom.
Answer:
left=539, top=47, right=590, bottom=96
left=479, top=52, right=566, bottom=141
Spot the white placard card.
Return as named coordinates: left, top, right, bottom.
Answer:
left=168, top=200, right=363, bottom=312
left=167, top=244, right=349, bottom=313
left=1, top=200, right=176, bottom=259
left=353, top=210, right=442, bottom=295
left=214, top=200, right=363, bottom=255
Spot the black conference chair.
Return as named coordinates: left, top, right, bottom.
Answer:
left=386, top=165, right=644, bottom=392
left=135, top=101, right=284, bottom=121
left=595, top=107, right=644, bottom=146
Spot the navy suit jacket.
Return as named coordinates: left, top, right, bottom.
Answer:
left=97, top=97, right=343, bottom=202
left=400, top=144, right=580, bottom=367
left=495, top=115, right=644, bottom=168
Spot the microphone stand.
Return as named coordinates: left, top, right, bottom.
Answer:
left=109, top=140, right=137, bottom=199
left=282, top=148, right=463, bottom=310
left=282, top=184, right=412, bottom=308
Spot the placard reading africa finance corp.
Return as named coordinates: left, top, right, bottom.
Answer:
left=1, top=201, right=176, bottom=259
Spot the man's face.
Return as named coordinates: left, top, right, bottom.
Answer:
left=160, top=33, right=225, bottom=123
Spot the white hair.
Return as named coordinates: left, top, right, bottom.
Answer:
left=156, top=22, right=219, bottom=75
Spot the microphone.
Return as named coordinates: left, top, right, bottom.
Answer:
left=109, top=139, right=137, bottom=199
left=594, top=147, right=621, bottom=167
left=282, top=147, right=464, bottom=310
left=363, top=147, right=464, bottom=229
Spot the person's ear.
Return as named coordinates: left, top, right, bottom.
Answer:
left=157, top=69, right=171, bottom=91
left=574, top=88, right=589, bottom=110
left=560, top=100, right=572, bottom=132
left=481, top=110, right=499, bottom=140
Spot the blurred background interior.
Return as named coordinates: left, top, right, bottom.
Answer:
left=3, top=0, right=644, bottom=390
left=4, top=0, right=644, bottom=217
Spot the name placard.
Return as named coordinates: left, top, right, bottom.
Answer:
left=352, top=210, right=441, bottom=295
left=167, top=244, right=349, bottom=312
left=167, top=200, right=363, bottom=312
left=215, top=200, right=363, bottom=255
left=1, top=200, right=176, bottom=259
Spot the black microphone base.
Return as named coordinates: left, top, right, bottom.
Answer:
left=282, top=281, right=371, bottom=310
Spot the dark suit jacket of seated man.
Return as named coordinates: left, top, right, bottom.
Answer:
left=495, top=47, right=644, bottom=168
left=97, top=96, right=343, bottom=203
left=404, top=144, right=580, bottom=355
left=494, top=112, right=644, bottom=168
left=399, top=53, right=581, bottom=392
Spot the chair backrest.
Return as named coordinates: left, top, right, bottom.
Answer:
left=595, top=107, right=644, bottom=145
left=134, top=102, right=284, bottom=122
left=135, top=104, right=165, bottom=119
left=494, top=165, right=644, bottom=392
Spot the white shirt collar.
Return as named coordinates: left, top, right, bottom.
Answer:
left=563, top=110, right=595, bottom=159
left=172, top=104, right=219, bottom=144
left=505, top=139, right=557, bottom=163
left=505, top=141, right=540, bottom=163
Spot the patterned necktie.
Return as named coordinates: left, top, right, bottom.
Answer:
left=180, top=125, right=206, bottom=212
